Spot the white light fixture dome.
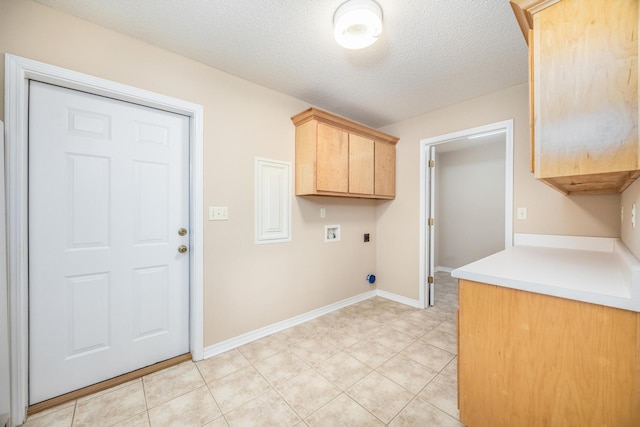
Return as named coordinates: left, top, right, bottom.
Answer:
left=333, top=0, right=383, bottom=50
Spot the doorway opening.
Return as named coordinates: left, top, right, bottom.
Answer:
left=419, top=121, right=514, bottom=308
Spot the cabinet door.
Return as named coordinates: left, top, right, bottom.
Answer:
left=348, top=134, right=374, bottom=194
left=375, top=141, right=396, bottom=197
left=534, top=0, right=638, bottom=178
left=459, top=279, right=640, bottom=426
left=316, top=123, right=348, bottom=193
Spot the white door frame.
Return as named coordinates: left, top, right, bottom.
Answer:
left=426, top=145, right=436, bottom=306
left=4, top=54, right=204, bottom=426
left=418, top=120, right=514, bottom=308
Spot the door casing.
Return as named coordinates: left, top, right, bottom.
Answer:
left=4, top=54, right=204, bottom=426
left=418, top=120, right=514, bottom=308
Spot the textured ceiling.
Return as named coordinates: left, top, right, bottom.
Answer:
left=33, top=0, right=529, bottom=128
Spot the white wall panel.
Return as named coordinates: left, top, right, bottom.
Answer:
left=255, top=158, right=291, bottom=244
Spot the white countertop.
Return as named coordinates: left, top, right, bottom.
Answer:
left=451, top=234, right=640, bottom=312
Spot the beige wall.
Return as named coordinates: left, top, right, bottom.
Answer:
left=378, top=83, right=621, bottom=300
left=0, top=0, right=377, bottom=347
left=435, top=141, right=506, bottom=269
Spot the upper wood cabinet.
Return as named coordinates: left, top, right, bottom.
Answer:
left=291, top=108, right=399, bottom=199
left=510, top=0, right=639, bottom=194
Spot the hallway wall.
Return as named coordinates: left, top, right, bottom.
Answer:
left=435, top=140, right=505, bottom=269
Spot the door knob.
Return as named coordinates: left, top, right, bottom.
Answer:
left=178, top=245, right=188, bottom=254
left=178, top=228, right=188, bottom=236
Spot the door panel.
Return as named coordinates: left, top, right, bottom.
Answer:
left=133, top=266, right=170, bottom=340
left=67, top=154, right=111, bottom=248
left=67, top=273, right=111, bottom=357
left=134, top=161, right=169, bottom=244
left=28, top=81, right=190, bottom=404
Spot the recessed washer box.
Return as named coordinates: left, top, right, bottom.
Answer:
left=325, top=225, right=341, bottom=243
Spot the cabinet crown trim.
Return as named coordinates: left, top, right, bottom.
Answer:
left=509, top=0, right=561, bottom=42
left=291, top=107, right=399, bottom=145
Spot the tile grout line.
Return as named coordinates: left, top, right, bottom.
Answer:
left=323, top=302, right=439, bottom=425
left=71, top=401, right=77, bottom=427
left=140, top=373, right=150, bottom=425
left=245, top=349, right=303, bottom=424
left=194, top=360, right=226, bottom=425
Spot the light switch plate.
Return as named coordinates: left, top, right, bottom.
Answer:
left=209, top=206, right=228, bottom=221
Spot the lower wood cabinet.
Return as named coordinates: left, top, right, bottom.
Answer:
left=458, top=279, right=640, bottom=426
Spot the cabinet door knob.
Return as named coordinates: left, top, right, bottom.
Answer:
left=178, top=228, right=188, bottom=236
left=178, top=245, right=188, bottom=254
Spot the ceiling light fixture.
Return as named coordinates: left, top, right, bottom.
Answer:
left=333, top=0, right=383, bottom=50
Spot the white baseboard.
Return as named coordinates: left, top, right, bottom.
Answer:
left=203, top=290, right=376, bottom=359
left=435, top=266, right=454, bottom=273
left=202, top=288, right=422, bottom=359
left=375, top=289, right=422, bottom=308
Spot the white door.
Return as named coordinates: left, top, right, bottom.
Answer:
left=28, top=81, right=190, bottom=404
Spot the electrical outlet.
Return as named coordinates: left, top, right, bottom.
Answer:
left=320, top=208, right=326, bottom=218
left=632, top=204, right=636, bottom=229
left=364, top=233, right=370, bottom=242
left=517, top=207, right=527, bottom=220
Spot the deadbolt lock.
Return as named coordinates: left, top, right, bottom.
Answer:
left=178, top=245, right=188, bottom=254
left=178, top=228, right=188, bottom=236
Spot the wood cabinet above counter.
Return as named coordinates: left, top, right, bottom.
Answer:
left=291, top=108, right=399, bottom=199
left=510, top=0, right=639, bottom=195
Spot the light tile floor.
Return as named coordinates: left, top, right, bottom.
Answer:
left=22, top=272, right=462, bottom=427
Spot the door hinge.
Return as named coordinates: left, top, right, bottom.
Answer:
left=428, top=218, right=434, bottom=226
left=429, top=160, right=435, bottom=168
left=428, top=275, right=434, bottom=284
